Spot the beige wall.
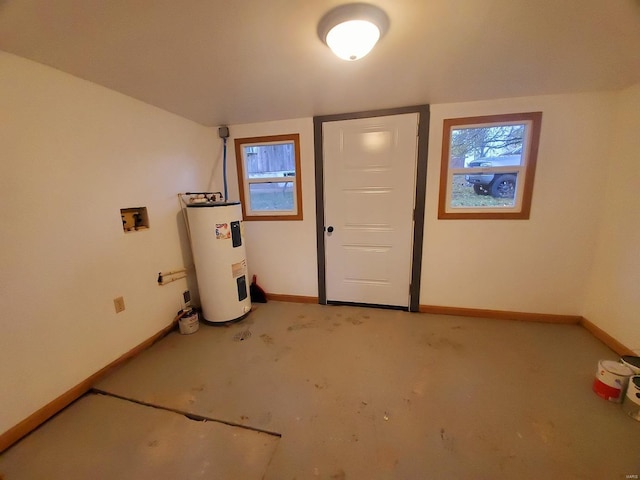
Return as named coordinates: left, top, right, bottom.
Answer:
left=215, top=118, right=318, bottom=297
left=0, top=52, right=215, bottom=434
left=422, top=93, right=614, bottom=314
left=228, top=93, right=617, bottom=317
left=583, top=83, right=640, bottom=354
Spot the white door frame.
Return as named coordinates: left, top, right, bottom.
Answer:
left=313, top=105, right=430, bottom=312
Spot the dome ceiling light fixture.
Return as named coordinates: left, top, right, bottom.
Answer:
left=317, top=3, right=390, bottom=61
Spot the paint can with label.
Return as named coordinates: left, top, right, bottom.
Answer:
left=592, top=360, right=633, bottom=403
left=622, top=376, right=640, bottom=421
left=621, top=356, right=640, bottom=375
left=178, top=309, right=199, bottom=335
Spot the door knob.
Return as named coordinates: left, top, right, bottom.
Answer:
left=327, top=226, right=334, bottom=233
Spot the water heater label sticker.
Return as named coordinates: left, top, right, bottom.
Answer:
left=232, top=259, right=247, bottom=278
left=215, top=223, right=230, bottom=240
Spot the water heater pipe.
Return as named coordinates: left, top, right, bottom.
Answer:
left=222, top=137, right=228, bottom=201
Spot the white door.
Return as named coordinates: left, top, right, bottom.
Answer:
left=323, top=113, right=419, bottom=307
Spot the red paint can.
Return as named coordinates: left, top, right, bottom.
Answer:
left=592, top=360, right=633, bottom=403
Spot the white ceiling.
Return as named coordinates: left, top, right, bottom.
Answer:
left=1, top=0, right=639, bottom=127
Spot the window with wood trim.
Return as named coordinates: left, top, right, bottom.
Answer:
left=234, top=134, right=303, bottom=221
left=438, top=112, right=542, bottom=219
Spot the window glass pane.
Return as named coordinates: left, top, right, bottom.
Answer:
left=450, top=173, right=517, bottom=208
left=244, top=143, right=295, bottom=179
left=450, top=124, right=525, bottom=169
left=249, top=182, right=294, bottom=211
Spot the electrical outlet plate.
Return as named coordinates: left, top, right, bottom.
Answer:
left=114, top=296, right=125, bottom=313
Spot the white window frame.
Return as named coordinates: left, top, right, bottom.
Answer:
left=234, top=133, right=303, bottom=221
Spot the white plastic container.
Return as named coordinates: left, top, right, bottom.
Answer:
left=178, top=310, right=199, bottom=335
left=186, top=202, right=251, bottom=324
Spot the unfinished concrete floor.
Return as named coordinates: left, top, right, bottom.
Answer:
left=1, top=302, right=639, bottom=479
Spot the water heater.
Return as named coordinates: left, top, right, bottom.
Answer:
left=186, top=201, right=251, bottom=324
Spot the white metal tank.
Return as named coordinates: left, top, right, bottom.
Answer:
left=186, top=201, right=251, bottom=324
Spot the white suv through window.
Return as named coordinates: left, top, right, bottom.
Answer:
left=464, top=155, right=521, bottom=198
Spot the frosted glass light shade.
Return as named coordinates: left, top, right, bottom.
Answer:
left=318, top=3, right=390, bottom=62
left=326, top=20, right=381, bottom=61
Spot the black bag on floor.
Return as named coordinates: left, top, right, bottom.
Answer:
left=250, top=275, right=267, bottom=303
